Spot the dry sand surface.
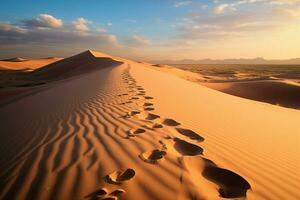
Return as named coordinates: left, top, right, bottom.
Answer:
left=152, top=64, right=300, bottom=109
left=0, top=57, right=61, bottom=71
left=202, top=80, right=300, bottom=109
left=0, top=51, right=299, bottom=200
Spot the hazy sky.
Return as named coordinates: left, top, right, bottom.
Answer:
left=0, top=0, right=300, bottom=60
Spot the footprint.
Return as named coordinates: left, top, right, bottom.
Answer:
left=121, top=111, right=140, bottom=118
left=136, top=112, right=160, bottom=121
left=130, top=111, right=141, bottom=115
left=144, top=96, right=154, bottom=100
left=127, top=128, right=146, bottom=137
left=96, top=188, right=108, bottom=198
left=152, top=123, right=163, bottom=128
left=139, top=149, right=167, bottom=164
left=131, top=96, right=139, bottom=100
left=173, top=138, right=203, bottom=156
left=162, top=118, right=181, bottom=126
left=202, top=159, right=251, bottom=198
left=143, top=103, right=153, bottom=107
left=175, top=128, right=204, bottom=142
left=143, top=123, right=163, bottom=130
left=105, top=168, right=136, bottom=184
left=144, top=107, right=154, bottom=111
left=110, top=189, right=126, bottom=197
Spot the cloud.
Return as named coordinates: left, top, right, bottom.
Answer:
left=269, top=0, right=300, bottom=5
left=125, top=35, right=151, bottom=47
left=214, top=4, right=233, bottom=14
left=23, top=14, right=63, bottom=28
left=73, top=17, right=89, bottom=31
left=0, top=22, right=28, bottom=35
left=174, top=1, right=192, bottom=8
left=213, top=0, right=300, bottom=14
left=177, top=5, right=300, bottom=40
left=0, top=14, right=123, bottom=57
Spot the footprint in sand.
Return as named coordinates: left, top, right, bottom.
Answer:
left=143, top=103, right=153, bottom=107
left=161, top=118, right=181, bottom=126
left=136, top=112, right=160, bottom=121
left=144, top=107, right=154, bottom=111
left=96, top=188, right=108, bottom=198
left=173, top=138, right=203, bottom=156
left=152, top=123, right=163, bottom=128
left=121, top=110, right=140, bottom=118
left=144, top=96, right=154, bottom=100
left=139, top=149, right=167, bottom=164
left=201, top=158, right=251, bottom=198
left=127, top=128, right=146, bottom=137
left=105, top=168, right=136, bottom=184
left=95, top=188, right=126, bottom=200
left=143, top=123, right=163, bottom=130
left=175, top=128, right=204, bottom=142
left=131, top=96, right=139, bottom=100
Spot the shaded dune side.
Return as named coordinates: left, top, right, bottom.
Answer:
left=0, top=64, right=252, bottom=200
left=32, top=50, right=123, bottom=80
left=203, top=81, right=300, bottom=109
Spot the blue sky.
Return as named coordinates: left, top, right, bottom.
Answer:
left=0, top=0, right=300, bottom=60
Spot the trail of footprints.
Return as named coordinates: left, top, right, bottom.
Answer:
left=94, top=65, right=251, bottom=200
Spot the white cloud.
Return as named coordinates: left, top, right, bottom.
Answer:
left=174, top=1, right=192, bottom=8
left=23, top=14, right=63, bottom=28
left=213, top=0, right=300, bottom=14
left=73, top=17, right=89, bottom=31
left=214, top=4, right=233, bottom=14
left=0, top=22, right=28, bottom=35
left=177, top=4, right=300, bottom=40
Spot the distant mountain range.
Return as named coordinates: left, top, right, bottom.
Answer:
left=152, top=57, right=300, bottom=65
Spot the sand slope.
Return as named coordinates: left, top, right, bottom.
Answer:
left=0, top=51, right=299, bottom=200
left=202, top=80, right=300, bottom=109
left=0, top=57, right=61, bottom=71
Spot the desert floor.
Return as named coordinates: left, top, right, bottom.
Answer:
left=0, top=51, right=299, bottom=200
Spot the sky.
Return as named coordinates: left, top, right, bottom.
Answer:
left=0, top=0, right=300, bottom=61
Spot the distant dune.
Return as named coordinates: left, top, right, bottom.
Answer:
left=153, top=57, right=300, bottom=65
left=0, top=50, right=299, bottom=200
left=202, top=80, right=300, bottom=109
left=0, top=57, right=61, bottom=71
left=33, top=50, right=123, bottom=80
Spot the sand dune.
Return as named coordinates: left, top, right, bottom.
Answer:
left=0, top=50, right=299, bottom=200
left=33, top=50, right=123, bottom=80
left=0, top=57, right=61, bottom=71
left=202, top=80, right=300, bottom=109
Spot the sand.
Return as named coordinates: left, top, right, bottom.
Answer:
left=0, top=50, right=299, bottom=200
left=202, top=80, right=300, bottom=109
left=151, top=64, right=300, bottom=110
left=0, top=57, right=61, bottom=71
